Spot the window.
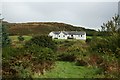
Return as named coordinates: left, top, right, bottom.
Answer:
left=81, top=35, right=82, bottom=37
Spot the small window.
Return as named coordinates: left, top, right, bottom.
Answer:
left=59, top=35, right=60, bottom=37
left=81, top=35, right=82, bottom=37
left=63, top=35, right=65, bottom=37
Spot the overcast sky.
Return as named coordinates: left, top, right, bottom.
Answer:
left=1, top=0, right=119, bottom=30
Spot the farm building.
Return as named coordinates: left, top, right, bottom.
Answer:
left=48, top=31, right=86, bottom=40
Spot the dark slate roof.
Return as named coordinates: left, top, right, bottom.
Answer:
left=52, top=31, right=86, bottom=35
left=52, top=31, right=61, bottom=34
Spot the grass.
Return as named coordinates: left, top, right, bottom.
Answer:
left=54, top=39, right=85, bottom=41
left=9, top=36, right=32, bottom=41
left=33, top=61, right=105, bottom=78
left=9, top=35, right=102, bottom=41
left=9, top=36, right=32, bottom=47
left=86, top=36, right=105, bottom=39
left=86, top=36, right=92, bottom=39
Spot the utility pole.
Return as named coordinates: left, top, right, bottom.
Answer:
left=118, top=1, right=120, bottom=15
left=0, top=14, right=3, bottom=47
left=0, top=13, right=2, bottom=80
left=118, top=1, right=120, bottom=30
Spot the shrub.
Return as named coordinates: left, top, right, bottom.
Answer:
left=94, top=67, right=104, bottom=75
left=25, top=35, right=57, bottom=51
left=75, top=58, right=88, bottom=66
left=90, top=34, right=120, bottom=57
left=58, top=52, right=77, bottom=62
left=18, top=35, right=24, bottom=42
left=66, top=41, right=87, bottom=54
left=86, top=38, right=92, bottom=43
left=2, top=45, right=56, bottom=78
left=2, top=47, right=25, bottom=60
left=26, top=44, right=56, bottom=61
left=88, top=54, right=103, bottom=66
left=89, top=37, right=108, bottom=53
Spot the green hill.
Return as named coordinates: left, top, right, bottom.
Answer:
left=4, top=21, right=97, bottom=36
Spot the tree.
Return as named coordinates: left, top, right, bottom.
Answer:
left=101, top=14, right=120, bottom=35
left=0, top=14, right=10, bottom=47
left=90, top=14, right=120, bottom=56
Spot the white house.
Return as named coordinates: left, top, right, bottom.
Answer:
left=48, top=31, right=86, bottom=40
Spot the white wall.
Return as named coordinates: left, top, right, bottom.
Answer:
left=58, top=32, right=67, bottom=39
left=74, top=33, right=86, bottom=40
left=48, top=32, right=54, bottom=36
left=49, top=32, right=86, bottom=40
left=73, top=33, right=86, bottom=40
left=49, top=32, right=58, bottom=39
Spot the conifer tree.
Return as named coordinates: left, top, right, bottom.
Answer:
left=0, top=14, right=10, bottom=47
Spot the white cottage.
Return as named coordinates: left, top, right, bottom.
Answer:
left=48, top=31, right=86, bottom=40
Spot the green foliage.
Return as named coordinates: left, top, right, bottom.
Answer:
left=10, top=64, right=32, bottom=78
left=26, top=44, right=56, bottom=61
left=88, top=14, right=120, bottom=78
left=58, top=52, right=77, bottom=62
left=90, top=14, right=120, bottom=57
left=38, top=61, right=105, bottom=78
left=90, top=33, right=120, bottom=58
left=18, top=35, right=24, bottom=41
left=2, top=47, right=25, bottom=60
left=25, top=35, right=57, bottom=51
left=1, top=23, right=11, bottom=47
left=66, top=41, right=87, bottom=54
left=75, top=59, right=88, bottom=66
left=101, top=14, right=120, bottom=35
left=85, top=29, right=98, bottom=36
left=86, top=38, right=92, bottom=43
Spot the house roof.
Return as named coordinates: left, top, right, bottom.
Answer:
left=52, top=31, right=61, bottom=34
left=52, top=31, right=86, bottom=35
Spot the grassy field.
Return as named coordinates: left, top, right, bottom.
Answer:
left=33, top=61, right=104, bottom=78
left=9, top=36, right=32, bottom=47
left=9, top=36, right=32, bottom=41
left=9, top=35, right=95, bottom=41
left=86, top=36, right=92, bottom=39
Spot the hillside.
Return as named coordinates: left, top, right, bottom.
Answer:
left=3, top=21, right=97, bottom=36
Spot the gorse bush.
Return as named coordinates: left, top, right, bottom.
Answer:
left=2, top=47, right=25, bottom=60
left=90, top=34, right=120, bottom=57
left=26, top=44, right=56, bottom=61
left=58, top=52, right=77, bottom=62
left=75, top=59, right=88, bottom=66
left=24, top=35, right=57, bottom=61
left=18, top=35, right=24, bottom=42
left=90, top=37, right=108, bottom=53
left=25, top=35, right=57, bottom=51
left=2, top=45, right=56, bottom=78
left=66, top=41, right=87, bottom=54
left=89, top=14, right=120, bottom=78
left=86, top=38, right=92, bottom=43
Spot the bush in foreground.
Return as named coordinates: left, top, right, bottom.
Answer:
left=25, top=35, right=57, bottom=51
